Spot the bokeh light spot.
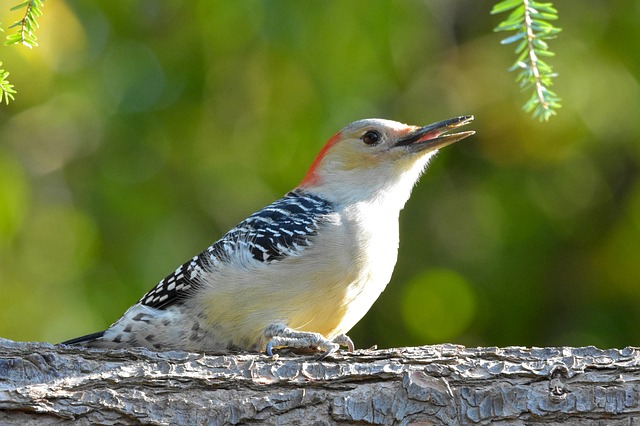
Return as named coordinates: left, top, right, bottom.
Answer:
left=401, top=269, right=476, bottom=343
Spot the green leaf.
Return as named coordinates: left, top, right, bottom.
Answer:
left=533, top=3, right=559, bottom=14
left=531, top=19, right=555, bottom=30
left=514, top=39, right=528, bottom=54
left=531, top=38, right=549, bottom=51
left=508, top=61, right=528, bottom=72
left=9, top=1, right=29, bottom=11
left=500, top=31, right=526, bottom=45
left=495, top=21, right=523, bottom=32
left=495, top=6, right=525, bottom=32
left=491, top=0, right=523, bottom=14
left=531, top=11, right=559, bottom=20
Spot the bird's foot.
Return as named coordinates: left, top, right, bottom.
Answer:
left=263, top=324, right=354, bottom=359
left=332, top=333, right=355, bottom=352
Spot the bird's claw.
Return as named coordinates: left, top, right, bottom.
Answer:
left=265, top=340, right=275, bottom=357
left=333, top=334, right=355, bottom=352
left=315, top=334, right=354, bottom=360
left=263, top=325, right=354, bottom=358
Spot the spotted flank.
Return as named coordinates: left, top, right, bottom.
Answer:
left=139, top=189, right=334, bottom=310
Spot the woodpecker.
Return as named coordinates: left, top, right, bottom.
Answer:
left=62, top=116, right=474, bottom=357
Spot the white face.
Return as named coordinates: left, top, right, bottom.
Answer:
left=298, top=115, right=473, bottom=205
left=299, top=119, right=437, bottom=205
left=302, top=119, right=435, bottom=180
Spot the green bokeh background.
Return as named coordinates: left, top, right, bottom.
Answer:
left=1, top=1, right=639, bottom=350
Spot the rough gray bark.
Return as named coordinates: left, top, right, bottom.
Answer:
left=1, top=338, right=640, bottom=425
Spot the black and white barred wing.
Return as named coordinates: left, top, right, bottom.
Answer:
left=139, top=190, right=335, bottom=309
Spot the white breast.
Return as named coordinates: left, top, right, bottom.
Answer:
left=327, top=201, right=400, bottom=336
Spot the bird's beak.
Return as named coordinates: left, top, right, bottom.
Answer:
left=395, top=115, right=475, bottom=152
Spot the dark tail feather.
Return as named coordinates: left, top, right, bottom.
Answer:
left=59, top=331, right=105, bottom=346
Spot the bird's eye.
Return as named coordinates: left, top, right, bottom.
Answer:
left=362, top=130, right=380, bottom=146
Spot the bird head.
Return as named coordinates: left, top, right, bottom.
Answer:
left=298, top=116, right=475, bottom=206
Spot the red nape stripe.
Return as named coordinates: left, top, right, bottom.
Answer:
left=298, top=131, right=342, bottom=188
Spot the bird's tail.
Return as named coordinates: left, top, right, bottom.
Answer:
left=59, top=331, right=105, bottom=346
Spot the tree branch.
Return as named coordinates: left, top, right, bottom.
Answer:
left=1, top=338, right=640, bottom=424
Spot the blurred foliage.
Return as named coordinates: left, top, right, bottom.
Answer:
left=492, top=0, right=562, bottom=120
left=1, top=0, right=639, bottom=351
